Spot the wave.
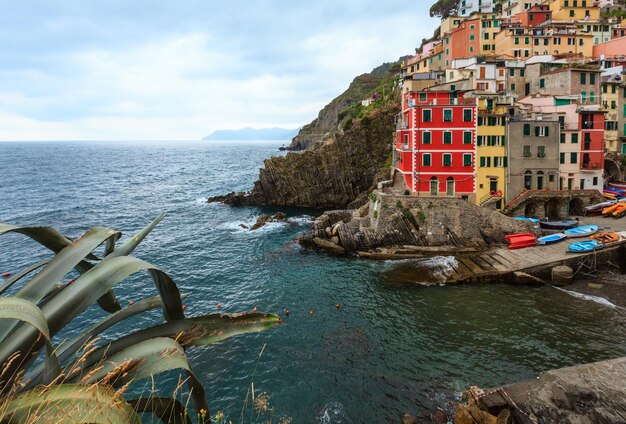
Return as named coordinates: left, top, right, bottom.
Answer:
left=317, top=401, right=349, bottom=424
left=217, top=215, right=313, bottom=234
left=555, top=287, right=624, bottom=310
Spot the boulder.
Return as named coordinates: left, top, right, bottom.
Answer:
left=250, top=212, right=287, bottom=231
left=313, top=237, right=346, bottom=255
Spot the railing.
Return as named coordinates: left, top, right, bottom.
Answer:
left=479, top=191, right=503, bottom=206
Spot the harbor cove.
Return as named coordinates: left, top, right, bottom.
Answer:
left=2, top=0, right=626, bottom=422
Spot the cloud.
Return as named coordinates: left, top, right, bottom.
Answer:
left=0, top=0, right=437, bottom=140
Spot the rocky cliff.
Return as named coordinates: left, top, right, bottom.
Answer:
left=209, top=106, right=397, bottom=209
left=288, top=61, right=402, bottom=151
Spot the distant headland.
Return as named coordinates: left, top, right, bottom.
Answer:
left=203, top=127, right=300, bottom=141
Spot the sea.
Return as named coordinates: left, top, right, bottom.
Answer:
left=1, top=140, right=625, bottom=423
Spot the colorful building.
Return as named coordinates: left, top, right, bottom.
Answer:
left=458, top=0, right=494, bottom=17
left=602, top=73, right=622, bottom=152
left=395, top=90, right=477, bottom=200
left=545, top=0, right=600, bottom=21
left=577, top=105, right=605, bottom=189
left=475, top=97, right=508, bottom=209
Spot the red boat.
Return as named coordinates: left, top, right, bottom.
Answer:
left=505, top=233, right=537, bottom=249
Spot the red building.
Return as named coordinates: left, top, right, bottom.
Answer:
left=395, top=90, right=477, bottom=198
left=578, top=107, right=605, bottom=172
left=521, top=5, right=552, bottom=27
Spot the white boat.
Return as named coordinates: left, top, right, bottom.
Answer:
left=564, top=225, right=599, bottom=238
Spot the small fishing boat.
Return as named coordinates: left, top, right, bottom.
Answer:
left=590, top=232, right=621, bottom=245
left=603, top=193, right=617, bottom=200
left=608, top=182, right=626, bottom=190
left=586, top=201, right=616, bottom=215
left=539, top=220, right=578, bottom=230
left=612, top=203, right=626, bottom=218
left=505, top=232, right=537, bottom=249
left=568, top=240, right=603, bottom=253
left=513, top=216, right=540, bottom=223
left=564, top=225, right=599, bottom=238
left=537, top=233, right=567, bottom=245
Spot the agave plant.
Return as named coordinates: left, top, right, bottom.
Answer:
left=0, top=214, right=281, bottom=423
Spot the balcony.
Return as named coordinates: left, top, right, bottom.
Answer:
left=581, top=162, right=600, bottom=170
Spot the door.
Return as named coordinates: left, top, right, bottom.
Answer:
left=568, top=178, right=574, bottom=190
left=537, top=173, right=544, bottom=190
left=430, top=178, right=438, bottom=196
left=489, top=179, right=498, bottom=193
left=580, top=179, right=585, bottom=190
left=446, top=178, right=455, bottom=196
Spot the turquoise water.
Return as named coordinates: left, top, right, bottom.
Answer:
left=0, top=140, right=625, bottom=423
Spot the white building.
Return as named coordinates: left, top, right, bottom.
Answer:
left=458, top=0, right=494, bottom=16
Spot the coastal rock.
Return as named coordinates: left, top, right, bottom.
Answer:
left=454, top=357, right=626, bottom=424
left=250, top=212, right=287, bottom=231
left=208, top=106, right=398, bottom=209
left=313, top=237, right=346, bottom=255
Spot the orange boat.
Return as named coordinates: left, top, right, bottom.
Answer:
left=590, top=232, right=621, bottom=245
left=612, top=203, right=626, bottom=217
left=602, top=203, right=621, bottom=215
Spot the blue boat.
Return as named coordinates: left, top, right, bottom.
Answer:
left=537, top=233, right=567, bottom=245
left=564, top=225, right=599, bottom=238
left=513, top=216, right=540, bottom=223
left=568, top=240, right=603, bottom=253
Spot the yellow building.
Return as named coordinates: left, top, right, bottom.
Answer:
left=476, top=98, right=508, bottom=209
left=494, top=23, right=594, bottom=59
left=477, top=13, right=502, bottom=55
left=545, top=0, right=600, bottom=21
left=439, top=16, right=466, bottom=35
left=602, top=77, right=621, bottom=152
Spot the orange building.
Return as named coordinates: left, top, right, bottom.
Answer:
left=443, top=18, right=480, bottom=67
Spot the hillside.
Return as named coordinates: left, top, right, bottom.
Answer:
left=287, top=60, right=404, bottom=151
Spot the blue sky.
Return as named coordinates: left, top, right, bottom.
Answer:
left=0, top=1, right=437, bottom=140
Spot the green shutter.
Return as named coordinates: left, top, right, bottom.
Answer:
left=503, top=157, right=508, bottom=167
left=572, top=133, right=578, bottom=143
left=487, top=157, right=491, bottom=167
left=523, top=124, right=530, bottom=135
left=480, top=157, right=485, bottom=167
left=464, top=131, right=472, bottom=144
left=560, top=153, right=565, bottom=164
left=501, top=136, right=506, bottom=146
left=444, top=132, right=452, bottom=144
left=545, top=126, right=549, bottom=136
left=534, top=126, right=540, bottom=136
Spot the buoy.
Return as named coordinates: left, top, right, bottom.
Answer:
left=1, top=272, right=10, bottom=278
left=252, top=307, right=257, bottom=312
left=335, top=304, right=340, bottom=309
left=496, top=190, right=503, bottom=197
left=490, top=190, right=496, bottom=196
left=129, top=301, right=134, bottom=305
left=182, top=305, right=187, bottom=310
left=309, top=310, right=314, bottom=315
left=217, top=303, right=222, bottom=309
left=285, top=310, right=290, bottom=316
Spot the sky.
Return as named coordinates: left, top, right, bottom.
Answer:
left=0, top=1, right=437, bottom=141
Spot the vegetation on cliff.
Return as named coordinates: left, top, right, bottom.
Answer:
left=288, top=61, right=403, bottom=151
left=428, top=0, right=458, bottom=19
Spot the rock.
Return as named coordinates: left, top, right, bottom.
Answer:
left=454, top=403, right=497, bottom=424
left=325, top=227, right=333, bottom=238
left=330, top=236, right=340, bottom=245
left=239, top=224, right=249, bottom=230
left=313, top=237, right=346, bottom=255
left=512, top=271, right=546, bottom=285
left=552, top=265, right=574, bottom=286
left=205, top=107, right=398, bottom=209
left=331, top=223, right=341, bottom=237
left=250, top=212, right=287, bottom=231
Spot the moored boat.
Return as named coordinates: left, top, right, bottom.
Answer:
left=513, top=216, right=540, bottom=223
left=564, top=225, right=599, bottom=238
left=505, top=232, right=537, bottom=249
left=568, top=240, right=603, bottom=253
left=590, top=232, right=621, bottom=245
left=537, top=233, right=567, bottom=245
left=586, top=201, right=616, bottom=215
left=539, top=220, right=578, bottom=230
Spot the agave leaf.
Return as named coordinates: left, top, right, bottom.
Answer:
left=0, top=227, right=122, bottom=343
left=0, top=223, right=73, bottom=253
left=79, top=313, right=282, bottom=371
left=25, top=294, right=190, bottom=388
left=0, top=258, right=50, bottom=296
left=1, top=383, right=141, bottom=423
left=0, top=256, right=184, bottom=382
left=0, top=298, right=61, bottom=383
left=128, top=397, right=192, bottom=424
left=77, top=337, right=209, bottom=414
left=110, top=213, right=165, bottom=258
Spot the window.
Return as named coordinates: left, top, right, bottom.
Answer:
left=570, top=152, right=577, bottom=164
left=603, top=85, right=608, bottom=94
left=422, top=131, right=431, bottom=144
left=511, top=83, right=516, bottom=91
left=403, top=134, right=409, bottom=147
left=560, top=133, right=566, bottom=143
left=560, top=153, right=565, bottom=164
left=593, top=176, right=598, bottom=186
left=480, top=157, right=486, bottom=167
left=423, top=109, right=432, bottom=122
left=590, top=92, right=595, bottom=103
left=580, top=73, right=587, bottom=84
left=463, top=131, right=473, bottom=144
left=463, top=154, right=472, bottom=167
left=419, top=93, right=427, bottom=102
left=523, top=123, right=531, bottom=136
left=569, top=9, right=574, bottom=17
left=524, top=171, right=532, bottom=190
left=520, top=69, right=525, bottom=77
left=443, top=131, right=452, bottom=144
left=494, top=157, right=504, bottom=167
left=581, top=91, right=586, bottom=102
left=537, top=146, right=546, bottom=157
left=540, top=79, right=545, bottom=88
left=623, top=104, right=626, bottom=117
left=423, top=154, right=431, bottom=166
left=463, top=109, right=472, bottom=122
left=535, top=126, right=549, bottom=137
left=524, top=37, right=529, bottom=45
left=509, top=69, right=515, bottom=77
left=515, top=37, right=520, bottom=45
left=523, top=145, right=531, bottom=157
left=443, top=154, right=452, bottom=166
left=443, top=109, right=453, bottom=122
left=571, top=133, right=578, bottom=143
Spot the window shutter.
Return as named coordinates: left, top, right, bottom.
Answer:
left=545, top=126, right=549, bottom=136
